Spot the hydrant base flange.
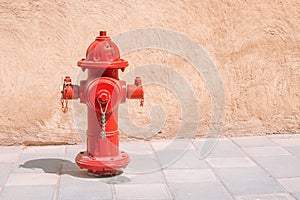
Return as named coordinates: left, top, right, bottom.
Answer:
left=75, top=151, right=130, bottom=176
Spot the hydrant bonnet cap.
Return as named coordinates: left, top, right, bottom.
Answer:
left=77, top=31, right=128, bottom=70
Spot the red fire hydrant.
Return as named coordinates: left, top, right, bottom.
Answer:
left=61, top=31, right=144, bottom=176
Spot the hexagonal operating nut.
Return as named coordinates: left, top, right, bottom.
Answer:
left=98, top=91, right=110, bottom=103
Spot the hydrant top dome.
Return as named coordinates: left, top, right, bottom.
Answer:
left=77, top=31, right=128, bottom=70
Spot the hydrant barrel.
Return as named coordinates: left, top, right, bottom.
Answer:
left=84, top=77, right=123, bottom=157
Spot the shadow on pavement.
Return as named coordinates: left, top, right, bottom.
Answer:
left=19, top=158, right=131, bottom=184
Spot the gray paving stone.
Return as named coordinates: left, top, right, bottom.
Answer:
left=6, top=173, right=59, bottom=186
left=60, top=170, right=95, bottom=179
left=293, top=192, right=300, bottom=199
left=195, top=138, right=246, bottom=158
left=0, top=163, right=14, bottom=186
left=268, top=134, right=300, bottom=139
left=23, top=145, right=65, bottom=155
left=103, top=171, right=165, bottom=184
left=206, top=157, right=256, bottom=168
left=271, top=137, right=300, bottom=147
left=215, top=167, right=284, bottom=195
left=0, top=146, right=22, bottom=153
left=157, top=149, right=208, bottom=169
left=232, top=136, right=277, bottom=147
left=286, top=146, right=300, bottom=158
left=0, top=185, right=55, bottom=200
left=58, top=174, right=113, bottom=200
left=115, top=183, right=170, bottom=200
left=278, top=177, right=300, bottom=193
left=243, top=146, right=291, bottom=157
left=120, top=141, right=154, bottom=155
left=164, top=169, right=216, bottom=183
left=151, top=139, right=195, bottom=152
left=235, top=193, right=295, bottom=200
left=0, top=153, right=20, bottom=163
left=125, top=154, right=161, bottom=173
left=64, top=145, right=85, bottom=160
left=169, top=181, right=233, bottom=200
left=128, top=150, right=157, bottom=160
left=0, top=147, right=22, bottom=163
left=253, top=155, right=300, bottom=178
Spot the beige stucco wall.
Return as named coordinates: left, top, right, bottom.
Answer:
left=0, top=0, right=299, bottom=145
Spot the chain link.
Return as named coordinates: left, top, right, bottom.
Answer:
left=98, top=99, right=109, bottom=140
left=61, top=93, right=68, bottom=113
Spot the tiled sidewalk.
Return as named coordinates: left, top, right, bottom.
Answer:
left=0, top=134, right=299, bottom=200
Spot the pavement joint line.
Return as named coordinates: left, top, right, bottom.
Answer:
left=192, top=136, right=223, bottom=159
left=112, top=184, right=117, bottom=200
left=268, top=134, right=300, bottom=160
left=191, top=138, right=236, bottom=200
left=230, top=137, right=298, bottom=199
left=269, top=137, right=284, bottom=147
left=150, top=140, right=174, bottom=200
left=53, top=145, right=67, bottom=200
left=268, top=134, right=300, bottom=145
left=281, top=145, right=300, bottom=160
left=0, top=146, right=23, bottom=198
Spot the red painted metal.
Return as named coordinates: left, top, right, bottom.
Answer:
left=61, top=31, right=143, bottom=176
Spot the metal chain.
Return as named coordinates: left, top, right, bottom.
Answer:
left=61, top=78, right=71, bottom=113
left=98, top=99, right=109, bottom=140
left=61, top=93, right=68, bottom=113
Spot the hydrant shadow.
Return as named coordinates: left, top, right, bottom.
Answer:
left=19, top=158, right=131, bottom=183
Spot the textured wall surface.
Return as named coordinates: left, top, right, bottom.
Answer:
left=0, top=0, right=299, bottom=145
